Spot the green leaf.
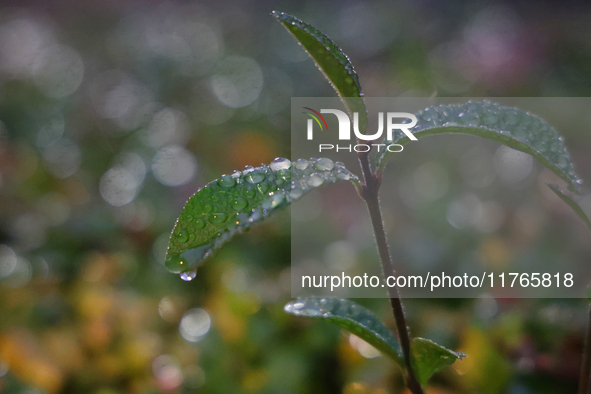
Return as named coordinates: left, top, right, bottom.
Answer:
left=284, top=298, right=404, bottom=367
left=271, top=11, right=367, bottom=131
left=165, top=158, right=358, bottom=277
left=284, top=298, right=466, bottom=383
left=410, top=337, right=466, bottom=385
left=377, top=101, right=582, bottom=192
left=547, top=183, right=591, bottom=232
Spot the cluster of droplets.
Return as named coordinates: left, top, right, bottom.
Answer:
left=285, top=297, right=357, bottom=318
left=165, top=157, right=358, bottom=281
left=290, top=157, right=358, bottom=201
left=381, top=100, right=581, bottom=189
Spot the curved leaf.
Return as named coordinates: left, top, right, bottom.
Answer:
left=547, top=183, right=591, bottom=232
left=377, top=101, right=582, bottom=192
left=411, top=337, right=466, bottom=385
left=165, top=158, right=358, bottom=278
left=284, top=298, right=466, bottom=383
left=271, top=11, right=367, bottom=131
left=284, top=297, right=404, bottom=367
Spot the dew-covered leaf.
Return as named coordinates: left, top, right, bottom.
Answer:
left=410, top=337, right=466, bottom=385
left=547, top=183, right=591, bottom=232
left=165, top=158, right=358, bottom=279
left=377, top=101, right=581, bottom=192
left=284, top=298, right=404, bottom=367
left=271, top=11, right=367, bottom=131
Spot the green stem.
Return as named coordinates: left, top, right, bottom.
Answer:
left=357, top=149, right=424, bottom=394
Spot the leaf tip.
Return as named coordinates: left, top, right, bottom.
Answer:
left=270, top=10, right=289, bottom=23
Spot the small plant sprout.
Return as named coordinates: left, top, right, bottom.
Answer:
left=164, top=11, right=589, bottom=393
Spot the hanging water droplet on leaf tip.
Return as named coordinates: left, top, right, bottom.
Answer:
left=180, top=269, right=197, bottom=281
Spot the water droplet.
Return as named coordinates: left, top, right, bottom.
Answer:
left=176, top=229, right=189, bottom=243
left=314, top=158, right=334, bottom=171
left=337, top=172, right=351, bottom=181
left=294, top=159, right=309, bottom=170
left=249, top=207, right=263, bottom=222
left=256, top=182, right=268, bottom=194
left=515, top=126, right=527, bottom=140
left=262, top=192, right=285, bottom=209
left=203, top=203, right=213, bottom=213
left=233, top=197, right=248, bottom=210
left=307, top=175, right=324, bottom=187
left=209, top=213, right=228, bottom=224
left=218, top=174, right=236, bottom=188
left=291, top=187, right=303, bottom=201
left=168, top=245, right=212, bottom=273
left=165, top=253, right=187, bottom=274
left=236, top=212, right=249, bottom=226
left=246, top=171, right=266, bottom=184
left=457, top=111, right=480, bottom=127
left=195, top=218, right=206, bottom=229
left=278, top=169, right=291, bottom=179
left=503, top=110, right=519, bottom=126
left=180, top=270, right=197, bottom=281
left=286, top=300, right=322, bottom=316
left=270, top=157, right=291, bottom=171
left=482, top=110, right=498, bottom=125
left=244, top=188, right=257, bottom=198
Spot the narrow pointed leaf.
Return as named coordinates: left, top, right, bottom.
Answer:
left=165, top=158, right=358, bottom=276
left=377, top=101, right=581, bottom=192
left=410, top=337, right=466, bottom=385
left=272, top=11, right=367, bottom=131
left=284, top=298, right=404, bottom=367
left=547, top=183, right=591, bottom=232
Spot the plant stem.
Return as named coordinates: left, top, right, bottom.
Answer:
left=357, top=150, right=424, bottom=394
left=580, top=304, right=591, bottom=394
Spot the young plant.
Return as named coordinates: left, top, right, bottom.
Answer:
left=164, top=11, right=587, bottom=393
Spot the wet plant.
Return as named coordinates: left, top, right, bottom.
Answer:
left=164, top=11, right=590, bottom=393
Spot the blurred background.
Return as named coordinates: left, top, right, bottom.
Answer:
left=1, top=1, right=591, bottom=393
